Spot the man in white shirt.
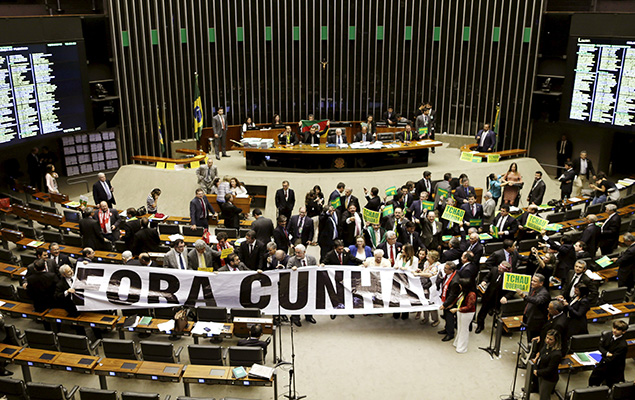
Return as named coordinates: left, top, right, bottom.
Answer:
left=286, top=244, right=318, bottom=326
left=164, top=239, right=189, bottom=270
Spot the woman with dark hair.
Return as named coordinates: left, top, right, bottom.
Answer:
left=559, top=283, right=591, bottom=336
left=533, top=329, right=563, bottom=400
left=271, top=114, right=284, bottom=128
left=501, top=162, right=523, bottom=206
left=45, top=164, right=59, bottom=194
left=306, top=185, right=324, bottom=244
left=209, top=177, right=221, bottom=195
left=450, top=278, right=476, bottom=353
left=146, top=188, right=161, bottom=214
left=361, top=115, right=377, bottom=136
left=229, top=177, right=248, bottom=196
left=241, top=116, right=256, bottom=138
left=590, top=172, right=617, bottom=205
left=487, top=173, right=502, bottom=205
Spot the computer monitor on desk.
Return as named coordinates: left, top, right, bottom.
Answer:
left=63, top=210, right=81, bottom=223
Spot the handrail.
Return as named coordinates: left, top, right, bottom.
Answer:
left=132, top=149, right=207, bottom=165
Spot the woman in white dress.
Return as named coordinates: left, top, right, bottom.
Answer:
left=393, top=244, right=418, bottom=320
left=45, top=164, right=59, bottom=194
left=414, top=250, right=440, bottom=325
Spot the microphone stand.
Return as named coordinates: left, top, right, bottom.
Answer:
left=276, top=279, right=284, bottom=363
left=276, top=276, right=305, bottom=400
left=478, top=308, right=501, bottom=359
left=502, top=323, right=526, bottom=400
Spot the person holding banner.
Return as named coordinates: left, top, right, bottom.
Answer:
left=450, top=278, right=476, bottom=353
left=364, top=223, right=386, bottom=251
left=349, top=236, right=372, bottom=262
left=218, top=253, right=250, bottom=272
left=378, top=231, right=403, bottom=267
left=433, top=173, right=452, bottom=208
left=414, top=250, right=440, bottom=325
left=363, top=249, right=391, bottom=268
left=212, top=231, right=233, bottom=269
left=318, top=206, right=342, bottom=260
left=516, top=204, right=541, bottom=241
left=438, top=262, right=461, bottom=342
left=187, top=240, right=218, bottom=271
left=440, top=197, right=462, bottom=237
left=164, top=239, right=190, bottom=270
left=286, top=244, right=318, bottom=326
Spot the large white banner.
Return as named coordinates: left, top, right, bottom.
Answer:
left=73, top=263, right=442, bottom=315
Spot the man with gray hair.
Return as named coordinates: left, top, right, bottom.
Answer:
left=286, top=244, right=318, bottom=326
left=580, top=214, right=601, bottom=257
left=196, top=157, right=218, bottom=193
left=55, top=265, right=80, bottom=317
left=327, top=128, right=347, bottom=145
left=537, top=299, right=568, bottom=350
left=340, top=187, right=360, bottom=212
left=188, top=239, right=219, bottom=270
left=612, top=232, right=635, bottom=293
left=121, top=250, right=134, bottom=265
left=482, top=191, right=496, bottom=225
left=599, top=204, right=621, bottom=255
left=377, top=230, right=402, bottom=267
left=92, top=172, right=116, bottom=207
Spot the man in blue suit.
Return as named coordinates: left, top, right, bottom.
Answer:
left=190, top=188, right=216, bottom=230
left=461, top=195, right=483, bottom=230
left=476, top=123, right=496, bottom=152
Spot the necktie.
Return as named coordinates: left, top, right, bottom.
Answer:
left=287, top=134, right=291, bottom=143
left=465, top=187, right=469, bottom=196
left=570, top=275, right=581, bottom=298
left=337, top=136, right=341, bottom=144
left=285, top=190, right=288, bottom=201
left=497, top=216, right=506, bottom=230
left=200, top=198, right=205, bottom=215
left=338, top=253, right=343, bottom=265
left=179, top=253, right=185, bottom=270
left=560, top=141, right=565, bottom=154
left=199, top=252, right=205, bottom=268
left=249, top=244, right=253, bottom=254
left=505, top=251, right=511, bottom=265
left=472, top=205, right=476, bottom=216
left=102, top=181, right=112, bottom=199
left=299, top=217, right=304, bottom=233
left=221, top=115, right=226, bottom=130
left=346, top=197, right=350, bottom=208
left=389, top=246, right=395, bottom=266
left=375, top=229, right=381, bottom=245
left=302, top=259, right=307, bottom=267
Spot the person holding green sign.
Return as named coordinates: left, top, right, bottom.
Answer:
left=460, top=194, right=483, bottom=230
left=397, top=123, right=418, bottom=142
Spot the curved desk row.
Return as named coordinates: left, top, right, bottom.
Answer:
left=459, top=143, right=527, bottom=159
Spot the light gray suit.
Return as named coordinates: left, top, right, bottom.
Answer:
left=187, top=247, right=220, bottom=270
left=432, top=180, right=452, bottom=206
left=196, top=164, right=218, bottom=193
left=286, top=255, right=318, bottom=268
left=163, top=248, right=189, bottom=270
left=212, top=113, right=228, bottom=156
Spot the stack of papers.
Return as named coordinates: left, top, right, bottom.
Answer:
left=249, top=364, right=274, bottom=380
left=585, top=270, right=603, bottom=281
left=157, top=319, right=175, bottom=333
left=599, top=303, right=621, bottom=315
left=258, top=139, right=275, bottom=149
left=368, top=142, right=384, bottom=150
left=572, top=351, right=601, bottom=366
left=168, top=234, right=184, bottom=242
left=240, top=138, right=262, bottom=148
left=191, top=321, right=225, bottom=336
left=568, top=197, right=581, bottom=202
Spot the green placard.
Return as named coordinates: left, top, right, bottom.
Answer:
left=471, top=156, right=482, bottom=163
left=405, top=26, right=412, bottom=40
left=293, top=26, right=300, bottom=40
left=525, top=214, right=549, bottom=232
left=488, top=154, right=501, bottom=163
left=385, top=186, right=397, bottom=196
left=502, top=272, right=531, bottom=292
left=382, top=204, right=394, bottom=217
left=595, top=256, right=614, bottom=269
left=433, top=26, right=441, bottom=41
left=349, top=26, right=356, bottom=40
left=180, top=28, right=187, bottom=43
left=151, top=30, right=158, bottom=45
left=422, top=201, right=435, bottom=210
left=236, top=27, right=244, bottom=42
left=479, top=233, right=493, bottom=241
left=377, top=26, right=384, bottom=40
left=121, top=31, right=129, bottom=47
left=463, top=26, right=471, bottom=41
left=545, top=223, right=563, bottom=232
left=442, top=235, right=453, bottom=242
left=469, top=219, right=482, bottom=227
left=321, top=26, right=328, bottom=40
left=363, top=208, right=380, bottom=225
left=523, top=27, right=531, bottom=43
left=208, top=28, right=216, bottom=42
left=265, top=26, right=272, bottom=41
left=441, top=205, right=465, bottom=224
left=418, top=127, right=428, bottom=137
left=493, top=27, right=500, bottom=42
left=491, top=226, right=499, bottom=239
left=460, top=152, right=474, bottom=162
left=330, top=197, right=341, bottom=209
left=436, top=187, right=449, bottom=201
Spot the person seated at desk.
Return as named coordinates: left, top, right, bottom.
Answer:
left=164, top=239, right=189, bottom=270
left=271, top=114, right=285, bottom=129
left=237, top=324, right=269, bottom=357
left=278, top=125, right=299, bottom=146
left=241, top=116, right=256, bottom=138
left=188, top=239, right=219, bottom=271
left=354, top=125, right=375, bottom=143
left=397, top=124, right=418, bottom=142
left=229, top=177, right=248, bottom=196
left=221, top=193, right=243, bottom=230
left=218, top=252, right=251, bottom=271
left=303, top=124, right=321, bottom=145
left=327, top=128, right=347, bottom=145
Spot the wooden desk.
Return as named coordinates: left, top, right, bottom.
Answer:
left=160, top=234, right=204, bottom=246
left=17, top=238, right=44, bottom=249
left=596, top=267, right=618, bottom=280
left=94, top=250, right=123, bottom=263
left=182, top=365, right=230, bottom=385
left=243, top=141, right=442, bottom=172
left=135, top=361, right=184, bottom=382
left=43, top=308, right=81, bottom=325
left=586, top=302, right=635, bottom=322
left=77, top=312, right=121, bottom=330
left=13, top=347, right=60, bottom=381
left=191, top=322, right=234, bottom=344
left=0, top=299, right=48, bottom=320
left=459, top=144, right=527, bottom=159
left=60, top=221, right=79, bottom=232
left=39, top=242, right=83, bottom=257
left=207, top=195, right=251, bottom=215
left=95, top=357, right=142, bottom=389
left=32, top=192, right=50, bottom=202
left=0, top=343, right=21, bottom=361
left=165, top=216, right=191, bottom=225
left=125, top=318, right=194, bottom=336
left=233, top=317, right=274, bottom=336
left=51, top=352, right=99, bottom=374
left=242, top=128, right=285, bottom=141
left=0, top=262, right=25, bottom=279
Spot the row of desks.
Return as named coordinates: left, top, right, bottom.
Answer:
left=0, top=344, right=273, bottom=392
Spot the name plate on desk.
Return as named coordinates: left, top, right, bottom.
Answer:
left=233, top=317, right=273, bottom=335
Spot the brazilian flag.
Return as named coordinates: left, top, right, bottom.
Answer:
left=157, top=107, right=166, bottom=155
left=193, top=73, right=203, bottom=141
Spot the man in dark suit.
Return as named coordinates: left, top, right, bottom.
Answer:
left=433, top=173, right=453, bottom=207
left=363, top=187, right=382, bottom=211
left=490, top=205, right=519, bottom=241
left=237, top=324, right=269, bottom=357
left=266, top=248, right=290, bottom=270
left=516, top=273, right=550, bottom=342
left=383, top=106, right=397, bottom=126
left=516, top=205, right=540, bottom=241
left=278, top=125, right=299, bottom=146
left=54, top=265, right=80, bottom=317
left=92, top=172, right=116, bottom=207
left=272, top=215, right=291, bottom=254
left=537, top=300, right=569, bottom=352
left=561, top=260, right=599, bottom=304
left=486, top=239, right=526, bottom=272
left=275, top=180, right=295, bottom=220
left=318, top=206, right=341, bottom=260
left=303, top=124, right=321, bottom=145
left=377, top=231, right=402, bottom=267
left=599, top=204, right=621, bottom=255
left=438, top=262, right=461, bottom=341
left=132, top=217, right=161, bottom=255
left=421, top=211, right=443, bottom=252
left=454, top=179, right=476, bottom=205
left=399, top=187, right=415, bottom=211
left=396, top=124, right=418, bottom=142
left=556, top=135, right=573, bottom=178
left=364, top=223, right=386, bottom=250
left=527, top=171, right=546, bottom=206
left=580, top=214, right=601, bottom=257
left=475, top=261, right=515, bottom=333
left=612, top=233, right=635, bottom=292
left=460, top=194, right=483, bottom=230
left=48, top=243, right=71, bottom=276
left=588, top=320, right=628, bottom=387
left=354, top=125, right=375, bottom=143
left=289, top=207, right=314, bottom=248
left=543, top=233, right=577, bottom=282
left=220, top=194, right=243, bottom=229
left=572, top=150, right=596, bottom=197
left=321, top=240, right=363, bottom=266
left=326, top=128, right=348, bottom=144
left=79, top=208, right=108, bottom=251
left=408, top=191, right=432, bottom=229
left=251, top=209, right=274, bottom=244
left=414, top=171, right=433, bottom=197
left=237, top=230, right=265, bottom=271
left=122, top=208, right=142, bottom=249
left=218, top=253, right=251, bottom=272
left=457, top=251, right=478, bottom=284
left=400, top=222, right=425, bottom=253
left=189, top=188, right=216, bottom=230
left=340, top=204, right=363, bottom=247
left=440, top=237, right=463, bottom=264
left=414, top=108, right=431, bottom=139
left=460, top=231, right=484, bottom=262
left=340, top=187, right=360, bottom=213
left=26, top=259, right=58, bottom=312
left=329, top=182, right=346, bottom=204
left=212, top=107, right=228, bottom=160
left=475, top=123, right=496, bottom=152
left=558, top=161, right=576, bottom=200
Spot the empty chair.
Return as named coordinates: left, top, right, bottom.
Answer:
left=500, top=299, right=526, bottom=317
left=158, top=224, right=180, bottom=235
left=1, top=222, right=18, bottom=231
left=41, top=205, right=58, bottom=214
left=0, top=248, right=17, bottom=263
left=26, top=382, right=79, bottom=400
left=0, top=283, right=16, bottom=300
left=16, top=286, right=32, bottom=303
left=227, top=346, right=264, bottom=367
left=598, top=287, right=628, bottom=304
left=483, top=242, right=504, bottom=256
left=517, top=239, right=540, bottom=253
left=585, top=202, right=603, bottom=216
left=0, top=377, right=28, bottom=400
left=114, top=240, right=128, bottom=253
left=182, top=226, right=204, bottom=237
left=25, top=329, right=58, bottom=351
left=79, top=388, right=117, bottom=400
left=18, top=226, right=38, bottom=239
left=214, top=227, right=237, bottom=239
left=197, top=306, right=228, bottom=322
left=121, top=392, right=162, bottom=400
left=188, top=344, right=224, bottom=366
left=564, top=208, right=582, bottom=220
left=20, top=253, right=37, bottom=268
left=621, top=192, right=635, bottom=206
left=140, top=341, right=182, bottom=363
left=57, top=333, right=101, bottom=355
left=569, top=385, right=610, bottom=400
left=42, top=231, right=63, bottom=243
left=238, top=229, right=250, bottom=238
left=62, top=234, right=83, bottom=247
left=612, top=381, right=635, bottom=400
left=230, top=308, right=261, bottom=320
left=101, top=339, right=138, bottom=360
left=568, top=333, right=601, bottom=354
left=153, top=306, right=180, bottom=319
left=4, top=324, right=25, bottom=346
left=546, top=212, right=565, bottom=223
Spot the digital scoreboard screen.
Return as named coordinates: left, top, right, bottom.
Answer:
left=0, top=41, right=88, bottom=146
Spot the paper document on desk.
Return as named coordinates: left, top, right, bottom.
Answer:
left=572, top=352, right=599, bottom=366
left=568, top=197, right=581, bottom=203
left=0, top=301, right=5, bottom=307
left=585, top=270, right=603, bottom=281
left=249, top=363, right=274, bottom=380
left=368, top=142, right=384, bottom=149
left=191, top=321, right=224, bottom=335
left=337, top=143, right=349, bottom=148
left=168, top=234, right=184, bottom=242
left=599, top=303, right=620, bottom=315
left=147, top=252, right=165, bottom=258
left=235, top=194, right=249, bottom=198
left=157, top=319, right=175, bottom=333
